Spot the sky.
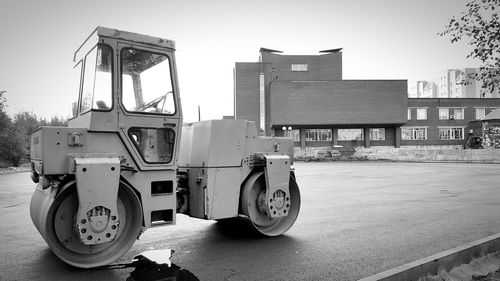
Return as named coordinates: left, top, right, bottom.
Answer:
left=0, top=0, right=477, bottom=123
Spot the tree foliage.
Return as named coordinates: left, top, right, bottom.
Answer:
left=39, top=115, right=68, bottom=127
left=13, top=111, right=40, bottom=160
left=0, top=126, right=25, bottom=167
left=0, top=92, right=68, bottom=167
left=0, top=91, right=10, bottom=132
left=0, top=91, right=22, bottom=167
left=439, top=0, right=500, bottom=97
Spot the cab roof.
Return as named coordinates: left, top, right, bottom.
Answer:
left=74, top=26, right=175, bottom=62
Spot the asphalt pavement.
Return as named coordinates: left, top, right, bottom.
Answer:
left=1, top=162, right=500, bottom=281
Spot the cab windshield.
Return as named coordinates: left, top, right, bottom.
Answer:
left=121, top=48, right=175, bottom=115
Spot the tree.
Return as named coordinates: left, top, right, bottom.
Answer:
left=49, top=115, right=68, bottom=127
left=39, top=115, right=68, bottom=127
left=13, top=111, right=40, bottom=158
left=0, top=91, right=10, bottom=132
left=0, top=90, right=68, bottom=167
left=439, top=0, right=500, bottom=97
left=0, top=92, right=37, bottom=167
left=0, top=126, right=25, bottom=167
left=0, top=91, right=24, bottom=167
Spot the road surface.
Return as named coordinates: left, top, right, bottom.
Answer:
left=1, top=162, right=500, bottom=281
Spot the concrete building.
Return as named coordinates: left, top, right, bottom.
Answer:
left=408, top=83, right=418, bottom=98
left=234, top=48, right=407, bottom=149
left=417, top=81, right=435, bottom=98
left=409, top=68, right=499, bottom=98
left=234, top=49, right=500, bottom=151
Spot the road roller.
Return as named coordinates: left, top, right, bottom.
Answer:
left=29, top=27, right=301, bottom=268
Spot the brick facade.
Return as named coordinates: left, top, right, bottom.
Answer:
left=405, top=98, right=500, bottom=146
left=234, top=49, right=500, bottom=149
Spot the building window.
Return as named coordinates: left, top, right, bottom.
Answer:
left=370, top=128, right=385, bottom=141
left=284, top=129, right=300, bottom=141
left=439, top=127, right=464, bottom=140
left=401, top=127, right=427, bottom=140
left=476, top=108, right=486, bottom=120
left=416, top=108, right=427, bottom=120
left=305, top=129, right=332, bottom=141
left=291, top=64, right=308, bottom=72
left=338, top=129, right=364, bottom=141
left=451, top=108, right=464, bottom=120
left=439, top=108, right=449, bottom=120
left=259, top=73, right=265, bottom=134
left=408, top=108, right=411, bottom=120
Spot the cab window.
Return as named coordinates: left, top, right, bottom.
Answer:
left=70, top=61, right=82, bottom=118
left=80, top=45, right=113, bottom=113
left=121, top=48, right=175, bottom=115
left=128, top=127, right=175, bottom=163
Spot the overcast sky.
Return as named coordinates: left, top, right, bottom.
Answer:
left=0, top=0, right=476, bottom=122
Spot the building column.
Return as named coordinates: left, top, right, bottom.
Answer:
left=395, top=127, right=401, bottom=148
left=364, top=127, right=370, bottom=148
left=300, top=128, right=306, bottom=149
left=332, top=128, right=338, bottom=146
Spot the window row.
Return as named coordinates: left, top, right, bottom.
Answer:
left=408, top=107, right=496, bottom=121
left=283, top=129, right=386, bottom=141
left=285, top=127, right=467, bottom=141
left=438, top=108, right=464, bottom=120
left=401, top=127, right=465, bottom=140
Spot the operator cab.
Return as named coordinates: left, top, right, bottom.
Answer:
left=69, top=27, right=182, bottom=168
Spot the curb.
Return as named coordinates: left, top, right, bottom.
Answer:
left=293, top=159, right=500, bottom=164
left=358, top=233, right=500, bottom=281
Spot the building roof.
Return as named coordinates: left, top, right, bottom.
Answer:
left=259, top=47, right=283, bottom=54
left=482, top=108, right=500, bottom=121
left=319, top=48, right=343, bottom=53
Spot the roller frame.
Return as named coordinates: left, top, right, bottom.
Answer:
left=74, top=156, right=121, bottom=245
left=263, top=154, right=291, bottom=218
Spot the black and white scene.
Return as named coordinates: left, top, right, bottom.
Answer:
left=1, top=0, right=500, bottom=280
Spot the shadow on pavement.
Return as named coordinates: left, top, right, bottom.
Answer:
left=126, top=262, right=199, bottom=281
left=33, top=247, right=200, bottom=281
left=213, top=216, right=268, bottom=239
